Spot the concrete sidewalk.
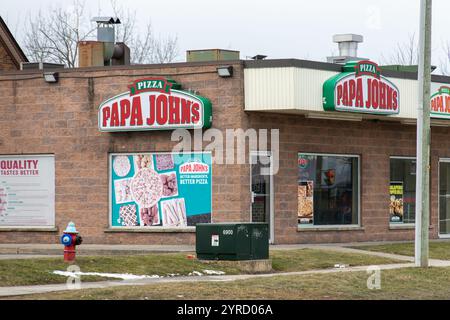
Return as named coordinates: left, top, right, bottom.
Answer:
left=0, top=244, right=195, bottom=256
left=0, top=254, right=60, bottom=260
left=0, top=241, right=441, bottom=261
left=310, top=246, right=415, bottom=262
left=3, top=240, right=448, bottom=256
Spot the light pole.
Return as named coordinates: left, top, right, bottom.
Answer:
left=415, top=0, right=432, bottom=268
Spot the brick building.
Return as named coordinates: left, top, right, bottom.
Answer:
left=0, top=17, right=28, bottom=71
left=1, top=28, right=450, bottom=245
left=0, top=61, right=248, bottom=245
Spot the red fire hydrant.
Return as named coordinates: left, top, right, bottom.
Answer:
left=60, top=221, right=83, bottom=262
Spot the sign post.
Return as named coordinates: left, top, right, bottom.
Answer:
left=415, top=0, right=432, bottom=268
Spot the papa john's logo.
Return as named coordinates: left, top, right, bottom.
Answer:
left=179, top=161, right=210, bottom=174
left=354, top=60, right=381, bottom=79
left=98, top=77, right=212, bottom=132
left=323, top=60, right=400, bottom=115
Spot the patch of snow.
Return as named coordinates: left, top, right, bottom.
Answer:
left=202, top=269, right=225, bottom=275
left=53, top=270, right=160, bottom=280
left=167, top=273, right=181, bottom=277
left=188, top=271, right=203, bottom=276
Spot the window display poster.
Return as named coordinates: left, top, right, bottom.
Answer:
left=298, top=154, right=316, bottom=225
left=110, top=152, right=212, bottom=228
left=298, top=180, right=314, bottom=225
left=0, top=155, right=55, bottom=227
left=389, top=182, right=404, bottom=223
left=298, top=155, right=316, bottom=181
left=322, top=169, right=336, bottom=186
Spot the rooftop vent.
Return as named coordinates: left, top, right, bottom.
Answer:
left=92, top=17, right=121, bottom=62
left=251, top=55, right=267, bottom=60
left=91, top=17, right=121, bottom=24
left=327, top=34, right=367, bottom=64
left=20, top=62, right=65, bottom=70
left=186, top=49, right=240, bottom=62
left=78, top=17, right=129, bottom=67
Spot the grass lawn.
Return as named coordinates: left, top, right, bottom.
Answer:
left=0, top=249, right=401, bottom=287
left=269, top=249, right=399, bottom=272
left=11, top=266, right=450, bottom=300
left=354, top=241, right=450, bottom=260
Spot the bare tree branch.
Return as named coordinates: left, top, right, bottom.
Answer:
left=381, top=33, right=418, bottom=66
left=23, top=0, right=179, bottom=67
left=109, top=0, right=178, bottom=64
left=154, top=35, right=179, bottom=63
left=439, top=42, right=450, bottom=75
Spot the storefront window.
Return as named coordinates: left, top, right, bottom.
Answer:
left=298, top=154, right=359, bottom=227
left=389, top=157, right=416, bottom=224
left=439, top=161, right=450, bottom=236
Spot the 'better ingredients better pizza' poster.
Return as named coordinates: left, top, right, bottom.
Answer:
left=110, top=152, right=212, bottom=228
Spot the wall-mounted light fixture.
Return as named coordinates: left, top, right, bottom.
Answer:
left=217, top=66, right=233, bottom=78
left=43, top=72, right=59, bottom=83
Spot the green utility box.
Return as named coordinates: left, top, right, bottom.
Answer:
left=196, top=223, right=269, bottom=260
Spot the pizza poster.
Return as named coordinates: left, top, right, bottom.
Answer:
left=389, top=182, right=404, bottom=223
left=0, top=155, right=55, bottom=227
left=298, top=180, right=314, bottom=225
left=110, top=152, right=212, bottom=227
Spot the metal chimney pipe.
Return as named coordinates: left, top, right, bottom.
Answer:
left=333, top=34, right=363, bottom=57
left=338, top=41, right=358, bottom=57
left=91, top=17, right=121, bottom=64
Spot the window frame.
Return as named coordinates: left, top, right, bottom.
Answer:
left=389, top=156, right=416, bottom=227
left=438, top=158, right=450, bottom=238
left=298, top=152, right=361, bottom=229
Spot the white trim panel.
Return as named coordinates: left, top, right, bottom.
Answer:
left=244, top=67, right=450, bottom=121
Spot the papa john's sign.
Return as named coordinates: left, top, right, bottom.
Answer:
left=323, top=60, right=400, bottom=115
left=431, top=86, right=450, bottom=119
left=98, top=78, right=212, bottom=132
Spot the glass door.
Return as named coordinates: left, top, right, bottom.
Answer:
left=250, top=152, right=273, bottom=243
left=439, top=160, right=450, bottom=237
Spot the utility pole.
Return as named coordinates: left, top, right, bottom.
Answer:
left=415, top=0, right=432, bottom=268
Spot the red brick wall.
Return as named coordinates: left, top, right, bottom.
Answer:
left=0, top=62, right=446, bottom=245
left=0, top=63, right=248, bottom=244
left=245, top=112, right=444, bottom=244
left=0, top=38, right=19, bottom=71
